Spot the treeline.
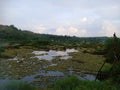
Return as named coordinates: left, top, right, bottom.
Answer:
left=0, top=24, right=110, bottom=50
left=0, top=25, right=39, bottom=41
left=0, top=24, right=108, bottom=43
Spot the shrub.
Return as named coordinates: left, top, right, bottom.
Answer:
left=105, top=38, right=120, bottom=63
left=50, top=76, right=119, bottom=90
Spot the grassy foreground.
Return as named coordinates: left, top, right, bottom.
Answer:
left=0, top=81, right=39, bottom=90
left=0, top=76, right=119, bottom=90
left=48, top=76, right=119, bottom=90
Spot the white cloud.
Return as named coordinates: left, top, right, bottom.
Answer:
left=20, top=25, right=87, bottom=37
left=81, top=17, right=88, bottom=23
left=1, top=0, right=120, bottom=37
left=24, top=24, right=48, bottom=34
left=96, top=6, right=120, bottom=20
left=102, top=21, right=120, bottom=36
left=69, top=27, right=78, bottom=34
left=54, top=26, right=87, bottom=37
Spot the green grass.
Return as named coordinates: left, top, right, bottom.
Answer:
left=0, top=81, right=39, bottom=90
left=45, top=49, right=105, bottom=73
left=49, top=76, right=119, bottom=90
left=1, top=47, right=116, bottom=90
left=0, top=47, right=44, bottom=79
left=0, top=77, right=119, bottom=90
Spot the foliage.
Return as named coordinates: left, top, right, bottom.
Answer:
left=0, top=24, right=108, bottom=49
left=101, top=37, right=120, bottom=83
left=49, top=76, right=119, bottom=90
left=105, top=38, right=120, bottom=63
left=50, top=76, right=80, bottom=90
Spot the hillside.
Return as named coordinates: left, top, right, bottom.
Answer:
left=0, top=24, right=108, bottom=43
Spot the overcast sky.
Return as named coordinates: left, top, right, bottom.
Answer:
left=0, top=0, right=120, bottom=37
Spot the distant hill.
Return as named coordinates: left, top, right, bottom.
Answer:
left=0, top=24, right=108, bottom=44
left=0, top=24, right=40, bottom=40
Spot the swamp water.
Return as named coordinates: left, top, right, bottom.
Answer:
left=31, top=49, right=78, bottom=61
left=0, top=49, right=96, bottom=87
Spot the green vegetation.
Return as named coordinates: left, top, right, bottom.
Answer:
left=0, top=24, right=108, bottom=50
left=0, top=81, right=38, bottom=90
left=1, top=24, right=120, bottom=89
left=49, top=76, right=119, bottom=90
left=45, top=49, right=105, bottom=73
left=0, top=77, right=119, bottom=90
left=105, top=37, right=120, bottom=63
left=0, top=48, right=44, bottom=79
left=99, top=36, right=120, bottom=83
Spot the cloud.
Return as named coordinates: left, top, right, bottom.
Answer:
left=21, top=25, right=87, bottom=37
left=96, top=6, right=120, bottom=20
left=24, top=25, right=48, bottom=34
left=80, top=17, right=88, bottom=23
left=0, top=0, right=120, bottom=37
left=50, top=0, right=120, bottom=9
left=102, top=21, right=120, bottom=36
left=54, top=26, right=87, bottom=37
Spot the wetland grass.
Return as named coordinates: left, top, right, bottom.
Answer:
left=0, top=81, right=38, bottom=90
left=50, top=76, right=119, bottom=90
left=1, top=47, right=114, bottom=90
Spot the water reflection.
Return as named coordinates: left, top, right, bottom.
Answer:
left=60, top=56, right=72, bottom=60
left=32, top=51, right=47, bottom=55
left=35, top=55, right=53, bottom=61
left=0, top=48, right=97, bottom=88
left=32, top=49, right=78, bottom=61
left=21, top=70, right=64, bottom=83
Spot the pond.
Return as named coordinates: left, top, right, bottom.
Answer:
left=0, top=70, right=96, bottom=88
left=21, top=70, right=96, bottom=82
left=0, top=48, right=98, bottom=88
left=31, top=49, right=78, bottom=61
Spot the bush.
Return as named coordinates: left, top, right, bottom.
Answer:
left=105, top=38, right=120, bottom=63
left=104, top=37, right=120, bottom=83
left=50, top=76, right=119, bottom=90
left=51, top=76, right=80, bottom=90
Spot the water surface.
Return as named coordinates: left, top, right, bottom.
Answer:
left=32, top=49, right=78, bottom=61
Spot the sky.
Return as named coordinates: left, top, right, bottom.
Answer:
left=0, top=0, right=120, bottom=37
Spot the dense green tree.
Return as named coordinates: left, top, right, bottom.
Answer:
left=103, top=35, right=120, bottom=83
left=105, top=37, right=120, bottom=63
